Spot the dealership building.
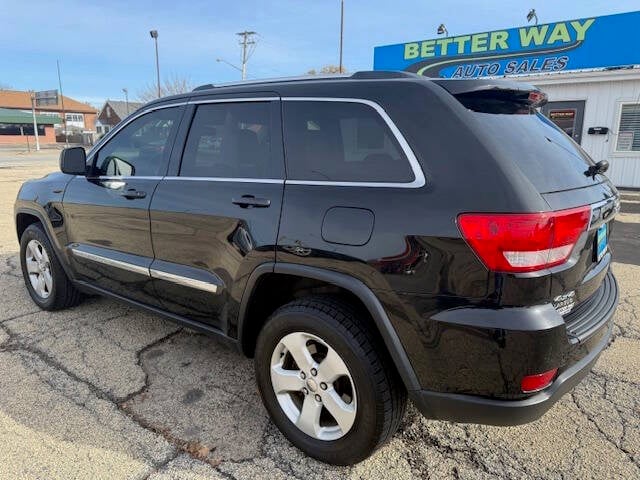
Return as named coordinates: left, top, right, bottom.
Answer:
left=374, top=10, right=640, bottom=188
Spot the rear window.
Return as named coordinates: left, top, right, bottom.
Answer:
left=470, top=110, right=600, bottom=193
left=282, top=100, right=415, bottom=183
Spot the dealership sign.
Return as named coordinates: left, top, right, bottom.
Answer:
left=373, top=11, right=640, bottom=78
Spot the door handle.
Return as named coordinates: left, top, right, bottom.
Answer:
left=121, top=189, right=147, bottom=199
left=232, top=195, right=271, bottom=208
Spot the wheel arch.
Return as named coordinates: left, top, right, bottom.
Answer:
left=15, top=207, right=74, bottom=281
left=237, top=262, right=421, bottom=391
left=16, top=210, right=42, bottom=241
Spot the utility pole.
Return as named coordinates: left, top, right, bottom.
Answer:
left=339, top=0, right=344, bottom=73
left=29, top=91, right=40, bottom=151
left=236, top=31, right=256, bottom=80
left=57, top=60, right=68, bottom=146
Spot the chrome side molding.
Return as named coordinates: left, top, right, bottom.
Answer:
left=70, top=246, right=219, bottom=294
left=150, top=268, right=219, bottom=293
left=70, top=248, right=150, bottom=276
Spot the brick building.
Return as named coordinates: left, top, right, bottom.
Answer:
left=0, top=108, right=60, bottom=146
left=0, top=90, right=98, bottom=146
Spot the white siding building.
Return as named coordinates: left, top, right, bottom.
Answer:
left=520, top=68, right=640, bottom=188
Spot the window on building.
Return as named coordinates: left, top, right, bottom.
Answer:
left=180, top=102, right=279, bottom=179
left=65, top=113, right=84, bottom=123
left=0, top=124, right=46, bottom=136
left=282, top=101, right=414, bottom=183
left=94, top=107, right=181, bottom=176
left=616, top=103, right=640, bottom=152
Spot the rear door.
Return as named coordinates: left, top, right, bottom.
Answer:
left=149, top=95, right=285, bottom=332
left=63, top=105, right=184, bottom=305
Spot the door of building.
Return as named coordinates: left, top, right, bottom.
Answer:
left=542, top=101, right=586, bottom=145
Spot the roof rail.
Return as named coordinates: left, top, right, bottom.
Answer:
left=192, top=70, right=417, bottom=92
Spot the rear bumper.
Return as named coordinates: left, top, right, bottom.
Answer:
left=407, top=270, right=618, bottom=425
left=409, top=320, right=612, bottom=425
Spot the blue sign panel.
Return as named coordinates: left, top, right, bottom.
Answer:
left=373, top=11, right=640, bottom=78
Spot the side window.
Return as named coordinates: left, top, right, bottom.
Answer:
left=283, top=101, right=415, bottom=183
left=94, top=107, right=181, bottom=177
left=180, top=102, right=277, bottom=179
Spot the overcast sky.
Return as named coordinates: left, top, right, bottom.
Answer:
left=0, top=0, right=638, bottom=107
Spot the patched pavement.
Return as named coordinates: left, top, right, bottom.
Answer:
left=0, top=156, right=638, bottom=479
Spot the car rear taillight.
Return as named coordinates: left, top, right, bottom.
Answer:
left=457, top=206, right=590, bottom=273
left=521, top=368, right=558, bottom=393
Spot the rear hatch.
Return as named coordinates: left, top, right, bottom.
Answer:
left=437, top=79, right=620, bottom=324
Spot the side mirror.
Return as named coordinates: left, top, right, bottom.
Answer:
left=59, top=147, right=87, bottom=176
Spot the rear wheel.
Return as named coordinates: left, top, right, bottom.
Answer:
left=20, top=223, right=82, bottom=310
left=255, top=296, right=406, bottom=465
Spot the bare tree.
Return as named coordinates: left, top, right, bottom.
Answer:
left=137, top=75, right=194, bottom=102
left=307, top=65, right=348, bottom=75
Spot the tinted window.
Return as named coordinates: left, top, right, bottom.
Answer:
left=94, top=107, right=180, bottom=177
left=283, top=101, right=414, bottom=183
left=180, top=102, right=277, bottom=179
left=473, top=111, right=600, bottom=193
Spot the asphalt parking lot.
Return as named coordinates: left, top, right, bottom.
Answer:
left=0, top=151, right=639, bottom=480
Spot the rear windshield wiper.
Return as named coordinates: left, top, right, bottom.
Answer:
left=585, top=160, right=609, bottom=179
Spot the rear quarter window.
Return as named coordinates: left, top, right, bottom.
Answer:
left=282, top=100, right=415, bottom=183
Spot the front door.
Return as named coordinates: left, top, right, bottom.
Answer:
left=542, top=100, right=586, bottom=145
left=149, top=96, right=284, bottom=332
left=63, top=105, right=184, bottom=305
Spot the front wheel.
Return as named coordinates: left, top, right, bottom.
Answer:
left=254, top=296, right=407, bottom=465
left=19, top=223, right=82, bottom=310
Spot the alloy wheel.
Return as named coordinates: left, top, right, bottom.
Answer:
left=25, top=239, right=53, bottom=299
left=270, top=331, right=357, bottom=441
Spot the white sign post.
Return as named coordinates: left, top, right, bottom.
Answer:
left=29, top=92, right=40, bottom=151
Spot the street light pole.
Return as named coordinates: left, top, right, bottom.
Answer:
left=57, top=60, right=68, bottom=146
left=216, top=58, right=243, bottom=76
left=339, top=0, right=344, bottom=73
left=29, top=92, right=40, bottom=151
left=149, top=30, right=161, bottom=98
left=122, top=88, right=129, bottom=115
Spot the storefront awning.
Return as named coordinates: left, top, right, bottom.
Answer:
left=0, top=108, right=61, bottom=125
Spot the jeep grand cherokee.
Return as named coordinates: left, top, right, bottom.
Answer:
left=15, top=71, right=619, bottom=465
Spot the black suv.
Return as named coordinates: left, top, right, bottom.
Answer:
left=15, top=71, right=619, bottom=465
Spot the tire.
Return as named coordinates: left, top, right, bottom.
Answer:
left=19, top=223, right=82, bottom=310
left=254, top=295, right=407, bottom=465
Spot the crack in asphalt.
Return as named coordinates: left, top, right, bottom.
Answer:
left=0, top=315, right=229, bottom=474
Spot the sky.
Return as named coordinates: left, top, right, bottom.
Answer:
left=0, top=0, right=638, bottom=108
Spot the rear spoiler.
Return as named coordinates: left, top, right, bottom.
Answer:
left=432, top=79, right=548, bottom=110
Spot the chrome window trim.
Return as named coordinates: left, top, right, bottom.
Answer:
left=70, top=248, right=150, bottom=276
left=163, top=176, right=284, bottom=184
left=88, top=176, right=165, bottom=181
left=188, top=96, right=279, bottom=105
left=89, top=97, right=425, bottom=188
left=281, top=97, right=426, bottom=189
left=150, top=268, right=219, bottom=293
